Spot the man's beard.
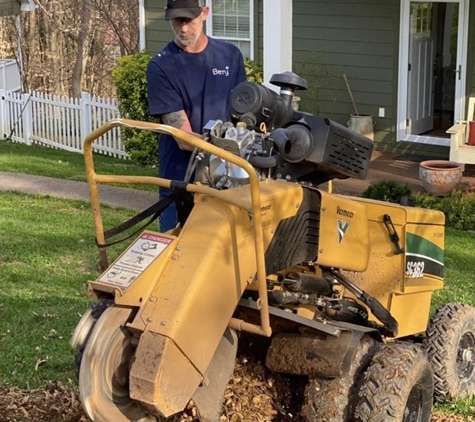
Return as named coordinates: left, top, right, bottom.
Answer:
left=175, top=31, right=200, bottom=47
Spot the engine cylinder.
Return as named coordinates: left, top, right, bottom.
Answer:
left=229, top=82, right=294, bottom=129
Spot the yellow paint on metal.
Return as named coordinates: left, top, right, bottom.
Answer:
left=405, top=207, right=445, bottom=225
left=88, top=231, right=179, bottom=308
left=125, top=182, right=300, bottom=415
left=341, top=217, right=403, bottom=314
left=317, top=191, right=370, bottom=272
left=389, top=291, right=433, bottom=337
left=340, top=196, right=445, bottom=337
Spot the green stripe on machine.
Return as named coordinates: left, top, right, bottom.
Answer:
left=406, top=233, right=444, bottom=264
left=405, top=233, right=444, bottom=278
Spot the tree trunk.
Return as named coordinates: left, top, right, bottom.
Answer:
left=71, top=0, right=93, bottom=98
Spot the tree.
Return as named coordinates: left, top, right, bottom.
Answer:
left=0, top=0, right=140, bottom=97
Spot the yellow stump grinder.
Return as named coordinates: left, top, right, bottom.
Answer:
left=72, top=72, right=475, bottom=422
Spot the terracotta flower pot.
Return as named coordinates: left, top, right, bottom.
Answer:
left=419, top=160, right=463, bottom=196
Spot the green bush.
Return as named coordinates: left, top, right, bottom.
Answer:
left=112, top=53, right=264, bottom=166
left=244, top=57, right=263, bottom=83
left=361, top=180, right=413, bottom=204
left=112, top=51, right=158, bottom=166
left=415, top=190, right=475, bottom=231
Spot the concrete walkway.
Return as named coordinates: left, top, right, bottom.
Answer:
left=1, top=152, right=475, bottom=211
left=0, top=172, right=158, bottom=211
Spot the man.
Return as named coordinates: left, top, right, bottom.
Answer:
left=146, top=0, right=247, bottom=231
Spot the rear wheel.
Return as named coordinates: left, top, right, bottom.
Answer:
left=301, top=335, right=378, bottom=422
left=424, top=303, right=475, bottom=399
left=79, top=305, right=159, bottom=422
left=354, top=342, right=433, bottom=422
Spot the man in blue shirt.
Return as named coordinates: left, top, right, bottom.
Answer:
left=147, top=0, right=247, bottom=231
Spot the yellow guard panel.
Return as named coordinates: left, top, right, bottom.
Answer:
left=317, top=190, right=370, bottom=272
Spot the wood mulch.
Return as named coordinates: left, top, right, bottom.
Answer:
left=1, top=357, right=473, bottom=422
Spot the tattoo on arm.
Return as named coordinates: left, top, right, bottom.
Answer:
left=162, top=111, right=185, bottom=129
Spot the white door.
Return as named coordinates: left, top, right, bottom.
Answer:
left=407, top=3, right=435, bottom=135
left=398, top=0, right=469, bottom=146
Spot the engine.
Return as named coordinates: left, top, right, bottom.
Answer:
left=201, top=72, right=374, bottom=189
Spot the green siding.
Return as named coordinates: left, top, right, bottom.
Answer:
left=145, top=0, right=263, bottom=60
left=144, top=0, right=172, bottom=55
left=0, top=0, right=19, bottom=16
left=292, top=0, right=399, bottom=146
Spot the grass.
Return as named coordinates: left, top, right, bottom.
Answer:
left=0, top=192, right=137, bottom=388
left=0, top=139, right=158, bottom=191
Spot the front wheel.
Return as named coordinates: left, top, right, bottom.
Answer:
left=424, top=302, right=475, bottom=399
left=354, top=342, right=433, bottom=422
left=301, top=335, right=378, bottom=422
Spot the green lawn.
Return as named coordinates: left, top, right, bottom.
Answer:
left=0, top=139, right=158, bottom=190
left=0, top=192, right=136, bottom=388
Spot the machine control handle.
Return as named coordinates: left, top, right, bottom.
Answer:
left=383, top=214, right=404, bottom=255
left=329, top=269, right=399, bottom=338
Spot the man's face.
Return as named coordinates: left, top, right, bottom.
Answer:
left=170, top=7, right=208, bottom=47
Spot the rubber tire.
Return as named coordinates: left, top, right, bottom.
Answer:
left=301, top=335, right=379, bottom=422
left=424, top=302, right=475, bottom=399
left=354, top=342, right=433, bottom=422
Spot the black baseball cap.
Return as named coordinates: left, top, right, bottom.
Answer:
left=165, top=0, right=205, bottom=21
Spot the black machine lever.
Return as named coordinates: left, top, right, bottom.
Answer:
left=329, top=269, right=399, bottom=338
left=383, top=214, right=404, bottom=255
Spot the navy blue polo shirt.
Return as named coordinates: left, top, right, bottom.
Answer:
left=147, top=37, right=247, bottom=182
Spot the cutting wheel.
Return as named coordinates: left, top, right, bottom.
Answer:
left=71, top=308, right=94, bottom=349
left=79, top=305, right=157, bottom=422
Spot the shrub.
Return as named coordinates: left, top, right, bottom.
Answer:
left=244, top=57, right=263, bottom=83
left=415, top=190, right=475, bottom=231
left=112, top=51, right=159, bottom=166
left=361, top=180, right=413, bottom=204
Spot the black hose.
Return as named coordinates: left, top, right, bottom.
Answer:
left=249, top=154, right=284, bottom=169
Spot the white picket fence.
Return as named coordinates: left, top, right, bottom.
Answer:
left=0, top=89, right=127, bottom=158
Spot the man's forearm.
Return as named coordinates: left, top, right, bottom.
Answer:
left=161, top=111, right=198, bottom=151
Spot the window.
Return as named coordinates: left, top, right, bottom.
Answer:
left=208, top=0, right=254, bottom=59
left=410, top=3, right=433, bottom=36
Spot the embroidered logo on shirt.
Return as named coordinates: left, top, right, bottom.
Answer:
left=212, top=66, right=230, bottom=76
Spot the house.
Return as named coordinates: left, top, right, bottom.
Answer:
left=140, top=0, right=475, bottom=157
left=0, top=0, right=36, bottom=92
left=0, top=0, right=35, bottom=16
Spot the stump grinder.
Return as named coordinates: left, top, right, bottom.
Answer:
left=72, top=72, right=475, bottom=422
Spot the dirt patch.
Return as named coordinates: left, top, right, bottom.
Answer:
left=0, top=355, right=473, bottom=422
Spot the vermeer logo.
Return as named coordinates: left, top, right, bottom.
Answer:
left=212, top=66, right=230, bottom=76
left=337, top=206, right=355, bottom=218
left=337, top=219, right=350, bottom=244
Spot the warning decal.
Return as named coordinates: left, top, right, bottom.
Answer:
left=98, top=233, right=173, bottom=288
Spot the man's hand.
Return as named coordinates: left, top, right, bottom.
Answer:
left=161, top=110, right=200, bottom=151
